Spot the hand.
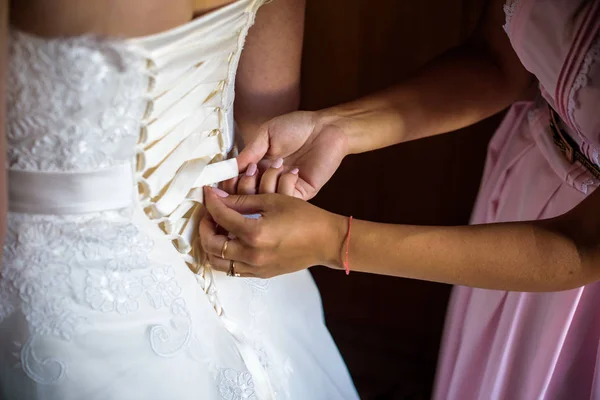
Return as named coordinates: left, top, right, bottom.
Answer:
left=225, top=111, right=349, bottom=200
left=234, top=158, right=301, bottom=197
left=199, top=187, right=346, bottom=279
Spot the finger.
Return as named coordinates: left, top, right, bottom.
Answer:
left=199, top=209, right=218, bottom=237
left=224, top=159, right=272, bottom=194
left=213, top=192, right=276, bottom=214
left=200, top=232, right=246, bottom=261
left=207, top=255, right=258, bottom=277
left=203, top=187, right=262, bottom=238
left=221, top=176, right=238, bottom=194
left=259, top=158, right=284, bottom=194
left=295, top=178, right=316, bottom=201
left=277, top=169, right=300, bottom=197
left=199, top=213, right=233, bottom=253
left=257, top=159, right=274, bottom=171
left=237, top=163, right=258, bottom=195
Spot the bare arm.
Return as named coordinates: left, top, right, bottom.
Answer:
left=202, top=182, right=600, bottom=291
left=313, top=0, right=586, bottom=291
left=316, top=0, right=533, bottom=154
left=325, top=187, right=600, bottom=292
left=0, top=0, right=7, bottom=256
left=234, top=0, right=305, bottom=144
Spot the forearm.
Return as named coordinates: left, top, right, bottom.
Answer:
left=317, top=45, right=530, bottom=155
left=326, top=215, right=596, bottom=292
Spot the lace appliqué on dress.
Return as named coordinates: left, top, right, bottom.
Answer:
left=567, top=32, right=600, bottom=190
left=218, top=368, right=257, bottom=400
left=243, top=277, right=294, bottom=398
left=568, top=32, right=600, bottom=130
left=7, top=30, right=147, bottom=172
left=0, top=211, right=192, bottom=384
left=503, top=0, right=520, bottom=33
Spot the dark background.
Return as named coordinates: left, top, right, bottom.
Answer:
left=301, top=1, right=504, bottom=398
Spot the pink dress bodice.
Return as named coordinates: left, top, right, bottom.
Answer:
left=506, top=0, right=600, bottom=165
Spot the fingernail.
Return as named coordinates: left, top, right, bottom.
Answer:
left=290, top=168, right=299, bottom=175
left=246, top=163, right=257, bottom=177
left=211, top=187, right=229, bottom=198
left=271, top=158, right=284, bottom=169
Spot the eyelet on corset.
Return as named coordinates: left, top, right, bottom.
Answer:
left=188, top=263, right=202, bottom=275
left=136, top=177, right=152, bottom=202
left=161, top=222, right=176, bottom=236
left=146, top=74, right=157, bottom=93
left=144, top=203, right=163, bottom=219
left=142, top=98, right=155, bottom=120
left=203, top=80, right=226, bottom=105
left=138, top=122, right=149, bottom=145
left=217, top=135, right=226, bottom=153
left=215, top=107, right=224, bottom=127
left=171, top=235, right=192, bottom=255
left=144, top=58, right=157, bottom=75
left=135, top=147, right=146, bottom=173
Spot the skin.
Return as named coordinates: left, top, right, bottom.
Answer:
left=10, top=0, right=239, bottom=38
left=0, top=0, right=7, bottom=256
left=200, top=0, right=600, bottom=293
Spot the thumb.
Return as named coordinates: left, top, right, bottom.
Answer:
left=236, top=128, right=269, bottom=172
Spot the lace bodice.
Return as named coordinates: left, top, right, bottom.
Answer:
left=7, top=31, right=147, bottom=172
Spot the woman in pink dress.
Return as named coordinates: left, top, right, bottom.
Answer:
left=200, top=0, right=600, bottom=397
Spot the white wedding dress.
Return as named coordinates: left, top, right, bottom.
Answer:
left=0, top=1, right=358, bottom=399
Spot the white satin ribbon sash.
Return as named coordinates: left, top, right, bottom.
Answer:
left=9, top=164, right=135, bottom=214
left=8, top=157, right=239, bottom=215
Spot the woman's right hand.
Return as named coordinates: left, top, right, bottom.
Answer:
left=199, top=187, right=346, bottom=278
left=225, top=111, right=350, bottom=200
left=203, top=157, right=345, bottom=278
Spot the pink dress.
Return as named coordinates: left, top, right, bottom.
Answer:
left=434, top=1, right=600, bottom=399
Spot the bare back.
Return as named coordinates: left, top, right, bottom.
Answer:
left=10, top=0, right=238, bottom=38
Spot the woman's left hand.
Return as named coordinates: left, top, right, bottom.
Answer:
left=199, top=187, right=345, bottom=278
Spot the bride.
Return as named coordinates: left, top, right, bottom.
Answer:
left=0, top=0, right=358, bottom=398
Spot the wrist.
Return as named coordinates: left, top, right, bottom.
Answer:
left=315, top=95, right=407, bottom=155
left=317, top=211, right=348, bottom=270
left=314, top=107, right=361, bottom=156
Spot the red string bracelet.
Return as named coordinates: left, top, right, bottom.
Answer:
left=342, top=216, right=353, bottom=275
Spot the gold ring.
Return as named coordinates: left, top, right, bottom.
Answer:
left=226, top=260, right=241, bottom=277
left=220, top=239, right=230, bottom=259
